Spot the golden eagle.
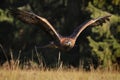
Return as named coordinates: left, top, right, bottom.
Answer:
left=10, top=9, right=111, bottom=51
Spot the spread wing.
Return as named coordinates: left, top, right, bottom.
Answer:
left=70, top=15, right=111, bottom=40
left=10, top=9, right=61, bottom=41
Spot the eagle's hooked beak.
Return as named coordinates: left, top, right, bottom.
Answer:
left=65, top=41, right=72, bottom=47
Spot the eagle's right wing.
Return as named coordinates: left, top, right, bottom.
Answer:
left=10, top=9, right=61, bottom=41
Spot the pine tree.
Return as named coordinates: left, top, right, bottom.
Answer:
left=87, top=2, right=120, bottom=70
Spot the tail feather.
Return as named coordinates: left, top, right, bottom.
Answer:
left=36, top=42, right=58, bottom=49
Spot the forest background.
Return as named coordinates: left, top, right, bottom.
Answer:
left=0, top=0, right=120, bottom=71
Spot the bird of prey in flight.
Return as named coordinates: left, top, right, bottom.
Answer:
left=10, top=9, right=111, bottom=51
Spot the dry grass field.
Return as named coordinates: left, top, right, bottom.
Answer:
left=0, top=68, right=119, bottom=80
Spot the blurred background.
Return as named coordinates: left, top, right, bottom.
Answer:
left=0, top=0, right=120, bottom=71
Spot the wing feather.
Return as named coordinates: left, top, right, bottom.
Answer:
left=70, top=15, right=111, bottom=40
left=10, top=9, right=61, bottom=41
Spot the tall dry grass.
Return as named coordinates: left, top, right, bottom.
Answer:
left=0, top=45, right=120, bottom=80
left=0, top=68, right=120, bottom=80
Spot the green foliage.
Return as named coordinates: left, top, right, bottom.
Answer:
left=112, top=0, right=120, bottom=5
left=0, top=9, right=13, bottom=22
left=87, top=2, right=120, bottom=69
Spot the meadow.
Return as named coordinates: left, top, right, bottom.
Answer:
left=0, top=68, right=119, bottom=80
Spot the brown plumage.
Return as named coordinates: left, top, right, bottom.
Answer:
left=10, top=9, right=111, bottom=51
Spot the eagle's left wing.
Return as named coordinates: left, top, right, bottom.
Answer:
left=70, top=15, right=111, bottom=40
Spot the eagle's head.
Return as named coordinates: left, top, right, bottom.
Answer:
left=64, top=40, right=72, bottom=47
left=60, top=38, right=75, bottom=51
